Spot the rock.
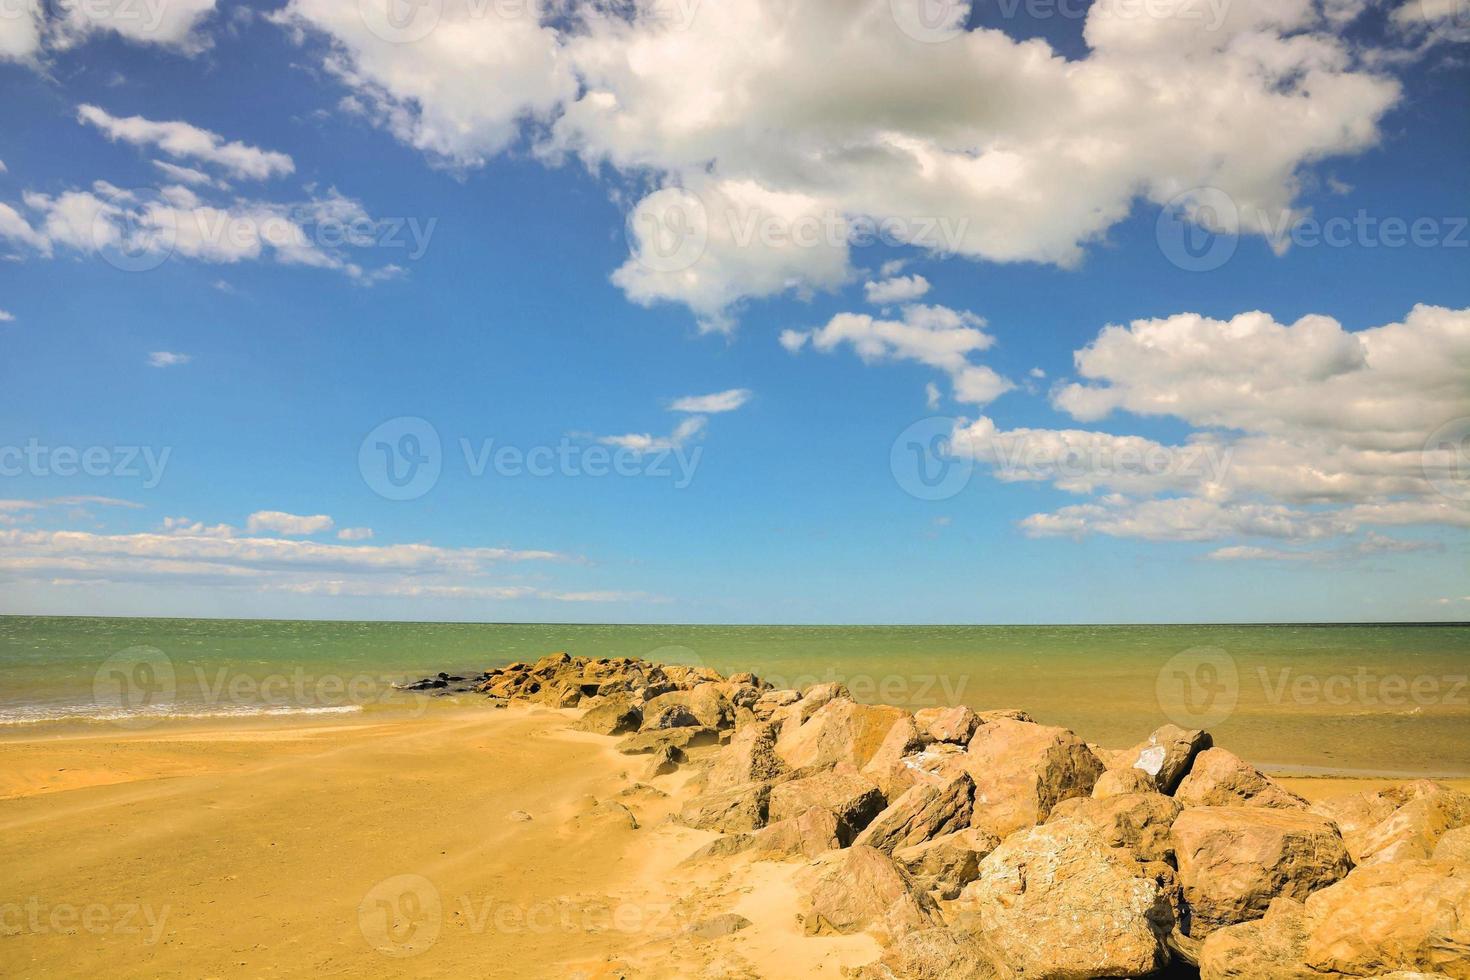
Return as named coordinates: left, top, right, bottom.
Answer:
left=1310, top=779, right=1444, bottom=862
left=640, top=702, right=701, bottom=730
left=860, top=715, right=933, bottom=798
left=507, top=809, right=533, bottom=822
left=1046, top=791, right=1183, bottom=862
left=751, top=689, right=800, bottom=721
left=641, top=683, right=735, bottom=731
left=913, top=705, right=979, bottom=744
left=958, top=821, right=1172, bottom=979
left=1435, top=826, right=1470, bottom=865
left=615, top=727, right=718, bottom=755
left=863, top=926, right=1005, bottom=979
left=795, top=845, right=940, bottom=941
left=1198, top=897, right=1316, bottom=980
left=1302, top=859, right=1470, bottom=978
left=569, top=797, right=639, bottom=831
left=1355, top=786, right=1470, bottom=866
left=776, top=699, right=912, bottom=772
left=573, top=698, right=643, bottom=736
left=768, top=767, right=886, bottom=844
left=645, top=744, right=683, bottom=778
left=1116, top=724, right=1213, bottom=793
left=748, top=806, right=844, bottom=860
left=706, top=720, right=785, bottom=793
left=958, top=718, right=1105, bottom=837
left=678, top=782, right=771, bottom=833
left=853, top=773, right=974, bottom=854
left=1173, top=748, right=1308, bottom=810
left=893, top=828, right=999, bottom=900
left=975, top=708, right=1033, bottom=724
left=1172, top=806, right=1353, bottom=939
left=1093, top=767, right=1157, bottom=798
left=684, top=912, right=752, bottom=939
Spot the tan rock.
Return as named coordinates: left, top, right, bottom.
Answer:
left=864, top=927, right=1005, bottom=979
left=751, top=689, right=800, bottom=721
left=678, top=782, right=771, bottom=833
left=1303, top=860, right=1470, bottom=979
left=893, top=828, right=999, bottom=900
left=1356, top=787, right=1470, bottom=866
left=749, top=806, right=844, bottom=860
left=975, top=708, right=1033, bottom=724
left=860, top=716, right=935, bottom=798
left=1311, top=779, right=1446, bottom=862
left=706, top=720, right=785, bottom=793
left=1115, top=724, right=1213, bottom=793
left=776, top=698, right=911, bottom=772
left=768, top=767, right=886, bottom=843
left=853, top=773, right=974, bottom=854
left=1198, top=897, right=1317, bottom=980
left=1172, top=806, right=1353, bottom=938
left=958, top=821, right=1172, bottom=979
left=795, top=845, right=940, bottom=941
left=1047, top=791, right=1183, bottom=862
left=639, top=683, right=734, bottom=731
left=959, top=718, right=1105, bottom=837
left=1174, top=748, right=1308, bottom=810
left=1093, top=767, right=1157, bottom=798
left=913, top=705, right=979, bottom=744
left=615, top=726, right=717, bottom=755
left=572, top=697, right=643, bottom=735
left=1435, top=826, right=1470, bottom=865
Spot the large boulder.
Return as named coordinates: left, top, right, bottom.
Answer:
left=853, top=773, right=975, bottom=854
left=706, top=720, right=786, bottom=793
left=795, top=845, right=941, bottom=941
left=768, top=767, right=886, bottom=844
left=1310, top=779, right=1446, bottom=862
left=1172, top=806, right=1353, bottom=939
left=1354, top=786, right=1470, bottom=866
left=572, top=697, right=642, bottom=735
left=748, top=806, right=845, bottom=860
left=1173, top=748, right=1308, bottom=810
left=959, top=719, right=1106, bottom=837
left=616, top=726, right=718, bottom=755
left=958, top=821, right=1173, bottom=979
left=853, top=927, right=1005, bottom=980
left=1198, top=897, right=1316, bottom=980
left=1302, top=859, right=1470, bottom=978
left=893, top=828, right=999, bottom=900
left=1435, top=826, right=1470, bottom=865
left=1113, top=724, right=1213, bottom=794
left=914, top=705, right=979, bottom=745
left=639, top=683, right=734, bottom=732
left=1046, top=791, right=1183, bottom=863
left=678, top=782, right=771, bottom=833
left=1092, top=767, right=1157, bottom=799
left=776, top=699, right=912, bottom=772
left=861, top=724, right=949, bottom=799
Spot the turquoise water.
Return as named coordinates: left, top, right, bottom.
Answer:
left=1, top=616, right=1466, bottom=776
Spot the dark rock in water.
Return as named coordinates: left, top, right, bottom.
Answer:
left=399, top=676, right=449, bottom=691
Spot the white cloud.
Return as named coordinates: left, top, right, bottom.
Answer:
left=337, top=526, right=374, bottom=541
left=78, top=105, right=293, bottom=181
left=0, top=309, right=13, bottom=322
left=925, top=382, right=941, bottom=410
left=147, top=351, right=190, bottom=367
left=785, top=303, right=1013, bottom=407
left=669, top=388, right=752, bottom=414
left=49, top=0, right=217, bottom=54
left=864, top=274, right=930, bottom=305
left=153, top=160, right=219, bottom=187
left=959, top=304, right=1470, bottom=554
left=599, top=415, right=707, bottom=452
left=0, top=0, right=43, bottom=62
left=280, top=0, right=1412, bottom=328
left=246, top=511, right=334, bottom=536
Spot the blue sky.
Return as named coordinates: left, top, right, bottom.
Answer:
left=0, top=0, right=1467, bottom=623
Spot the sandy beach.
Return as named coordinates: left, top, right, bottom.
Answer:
left=3, top=688, right=1467, bottom=979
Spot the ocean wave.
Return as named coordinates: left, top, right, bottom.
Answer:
left=0, top=703, right=364, bottom=726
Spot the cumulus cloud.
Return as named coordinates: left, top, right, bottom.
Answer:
left=78, top=105, right=294, bottom=181
left=281, top=0, right=1407, bottom=328
left=955, top=304, right=1470, bottom=556
left=864, top=274, right=930, bottom=305
left=0, top=0, right=217, bottom=60
left=669, top=388, right=752, bottom=413
left=246, top=511, right=334, bottom=536
left=784, top=304, right=1014, bottom=407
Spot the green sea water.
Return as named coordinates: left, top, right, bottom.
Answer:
left=1, top=616, right=1466, bottom=776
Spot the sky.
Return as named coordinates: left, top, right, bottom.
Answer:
left=0, top=0, right=1467, bottom=624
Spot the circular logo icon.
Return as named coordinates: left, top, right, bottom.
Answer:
left=93, top=646, right=176, bottom=728
left=95, top=189, right=176, bottom=273
left=1423, top=417, right=1470, bottom=502
left=359, top=417, right=442, bottom=501
left=1156, top=186, right=1239, bottom=273
left=359, top=0, right=442, bottom=43
left=1420, top=0, right=1470, bottom=43
left=1155, top=646, right=1239, bottom=728
left=359, top=874, right=442, bottom=957
left=627, top=188, right=708, bottom=273
left=890, top=416, right=973, bottom=501
left=890, top=0, right=968, bottom=42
